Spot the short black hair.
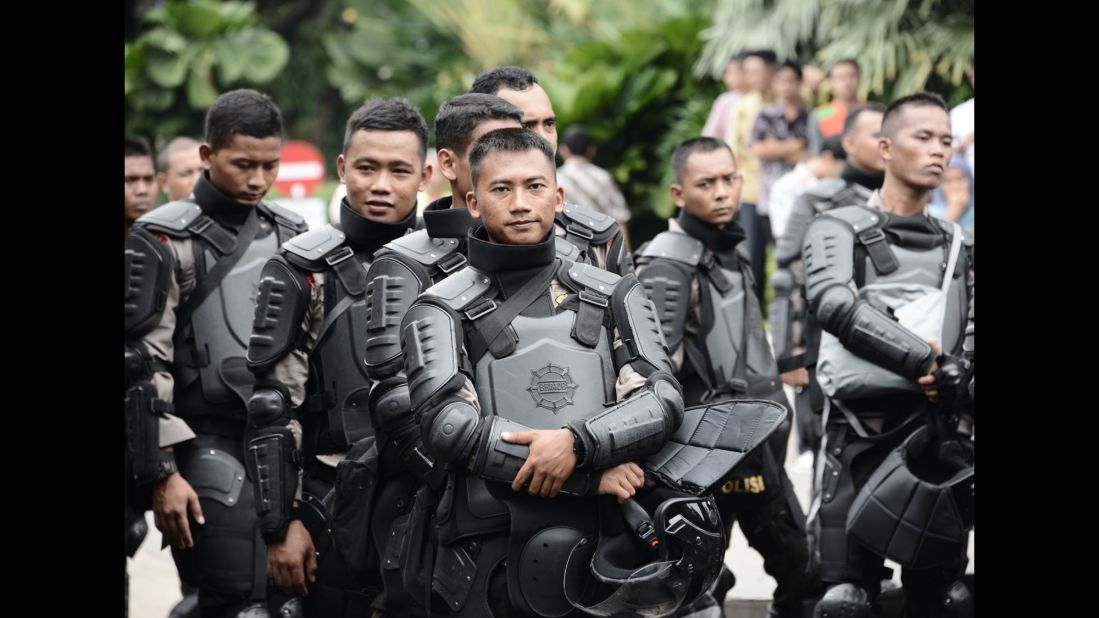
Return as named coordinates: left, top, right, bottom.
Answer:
left=728, top=51, right=748, bottom=65
left=434, top=93, right=523, bottom=156
left=672, top=137, right=734, bottom=182
left=156, top=136, right=200, bottom=172
left=468, top=128, right=556, bottom=191
left=125, top=137, right=152, bottom=159
left=843, top=103, right=886, bottom=137
left=742, top=49, right=777, bottom=66
left=776, top=59, right=803, bottom=80
left=881, top=92, right=948, bottom=138
left=562, top=125, right=592, bottom=155
left=344, top=98, right=430, bottom=162
left=829, top=58, right=860, bottom=76
left=470, top=66, right=539, bottom=95
left=204, top=89, right=283, bottom=152
left=819, top=135, right=846, bottom=160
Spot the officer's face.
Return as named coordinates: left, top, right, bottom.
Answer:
left=158, top=147, right=202, bottom=202
left=723, top=60, right=743, bottom=92
left=742, top=57, right=773, bottom=94
left=843, top=110, right=884, bottom=174
left=496, top=85, right=558, bottom=154
left=772, top=67, right=802, bottom=104
left=441, top=118, right=522, bottom=206
left=125, top=155, right=156, bottom=224
left=338, top=129, right=430, bottom=224
left=200, top=134, right=281, bottom=207
left=468, top=148, right=563, bottom=245
left=880, top=105, right=953, bottom=190
left=829, top=62, right=860, bottom=103
left=672, top=148, right=742, bottom=227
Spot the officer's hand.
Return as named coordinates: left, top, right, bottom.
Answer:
left=503, top=428, right=577, bottom=498
left=918, top=340, right=943, bottom=402
left=152, top=473, right=205, bottom=549
left=268, top=520, right=317, bottom=596
left=780, top=367, right=809, bottom=387
left=598, top=463, right=645, bottom=504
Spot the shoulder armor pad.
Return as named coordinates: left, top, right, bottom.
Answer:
left=422, top=266, right=492, bottom=312
left=802, top=176, right=847, bottom=200
left=635, top=257, right=693, bottom=350
left=246, top=256, right=312, bottom=373
left=124, top=227, right=175, bottom=337
left=386, top=229, right=463, bottom=267
left=611, top=273, right=674, bottom=376
left=820, top=205, right=885, bottom=233
left=259, top=201, right=308, bottom=233
left=133, top=201, right=203, bottom=238
left=638, top=231, right=704, bottom=266
left=554, top=235, right=581, bottom=261
left=280, top=225, right=347, bottom=272
left=561, top=202, right=615, bottom=234
left=363, top=253, right=433, bottom=378
left=561, top=260, right=621, bottom=295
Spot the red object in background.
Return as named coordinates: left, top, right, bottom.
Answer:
left=274, top=141, right=326, bottom=198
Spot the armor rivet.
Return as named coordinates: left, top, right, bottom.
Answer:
left=431, top=254, right=436, bottom=258
left=228, top=498, right=234, bottom=503
left=237, top=476, right=243, bottom=481
left=454, top=602, right=460, bottom=608
left=210, top=450, right=216, bottom=455
left=825, top=493, right=832, bottom=499
left=833, top=471, right=839, bottom=477
left=834, top=448, right=841, bottom=455
left=461, top=297, right=466, bottom=301
left=466, top=576, right=472, bottom=582
left=386, top=559, right=391, bottom=565
left=483, top=279, right=489, bottom=284
left=695, top=536, right=701, bottom=544
left=599, top=286, right=604, bottom=290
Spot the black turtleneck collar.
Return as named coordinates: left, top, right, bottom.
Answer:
left=467, top=224, right=557, bottom=274
left=423, top=195, right=475, bottom=240
left=882, top=210, right=947, bottom=250
left=337, top=198, right=416, bottom=254
left=841, top=162, right=884, bottom=192
left=677, top=208, right=746, bottom=254
left=192, top=170, right=254, bottom=228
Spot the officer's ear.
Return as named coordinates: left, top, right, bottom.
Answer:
left=878, top=136, right=892, bottom=165
left=467, top=189, right=482, bottom=219
left=437, top=148, right=459, bottom=182
left=336, top=153, right=346, bottom=184
left=418, top=162, right=433, bottom=192
left=199, top=143, right=213, bottom=170
left=669, top=183, right=686, bottom=209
